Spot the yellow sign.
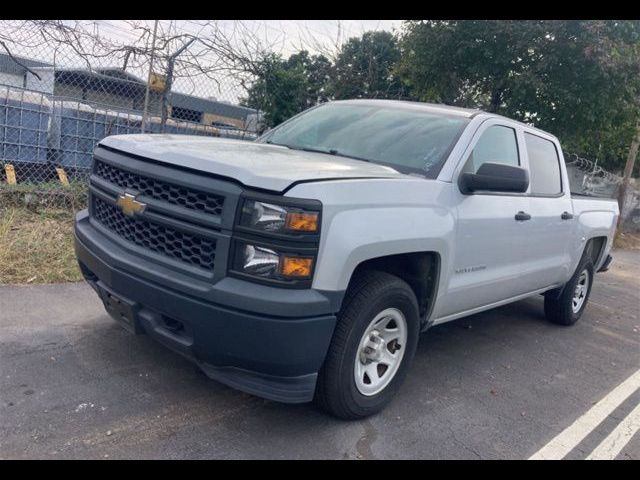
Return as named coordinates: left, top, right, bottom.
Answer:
left=55, top=167, right=69, bottom=186
left=116, top=193, right=146, bottom=217
left=149, top=72, right=167, bottom=93
left=4, top=164, right=16, bottom=185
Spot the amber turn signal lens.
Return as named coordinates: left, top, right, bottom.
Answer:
left=285, top=212, right=319, bottom=232
left=280, top=256, right=313, bottom=278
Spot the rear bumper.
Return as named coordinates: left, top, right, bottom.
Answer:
left=74, top=209, right=338, bottom=403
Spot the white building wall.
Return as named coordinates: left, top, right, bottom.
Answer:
left=0, top=71, right=24, bottom=88
left=25, top=68, right=55, bottom=94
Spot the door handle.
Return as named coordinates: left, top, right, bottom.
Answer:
left=561, top=211, right=574, bottom=220
left=515, top=211, right=531, bottom=221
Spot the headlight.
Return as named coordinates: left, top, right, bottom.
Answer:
left=233, top=242, right=314, bottom=280
left=240, top=200, right=319, bottom=234
left=232, top=194, right=321, bottom=287
left=241, top=244, right=280, bottom=277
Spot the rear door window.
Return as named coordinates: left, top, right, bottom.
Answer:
left=524, top=133, right=562, bottom=195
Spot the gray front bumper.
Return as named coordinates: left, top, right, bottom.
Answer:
left=75, top=209, right=340, bottom=403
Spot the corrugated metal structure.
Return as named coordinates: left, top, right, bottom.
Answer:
left=0, top=54, right=260, bottom=132
left=169, top=92, right=259, bottom=129
left=53, top=68, right=163, bottom=115
left=0, top=83, right=257, bottom=176
left=50, top=100, right=143, bottom=168
left=0, top=86, right=50, bottom=164
left=0, top=53, right=50, bottom=88
left=0, top=54, right=260, bottom=174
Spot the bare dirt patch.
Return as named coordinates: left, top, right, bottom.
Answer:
left=614, top=231, right=640, bottom=250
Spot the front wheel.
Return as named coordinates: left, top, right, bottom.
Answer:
left=315, top=270, right=420, bottom=420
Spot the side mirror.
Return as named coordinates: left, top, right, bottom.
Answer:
left=459, top=162, right=529, bottom=194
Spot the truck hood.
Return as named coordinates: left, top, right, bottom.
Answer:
left=99, top=134, right=407, bottom=192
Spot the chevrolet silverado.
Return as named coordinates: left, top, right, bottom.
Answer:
left=75, top=99, right=619, bottom=419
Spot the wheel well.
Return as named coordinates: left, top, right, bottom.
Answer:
left=349, top=252, right=440, bottom=325
left=546, top=235, right=609, bottom=301
left=586, top=236, right=607, bottom=266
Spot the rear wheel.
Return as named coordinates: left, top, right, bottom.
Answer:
left=544, top=256, right=594, bottom=326
left=315, top=270, right=420, bottom=420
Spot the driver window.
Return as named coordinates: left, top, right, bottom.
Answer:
left=462, top=125, right=520, bottom=173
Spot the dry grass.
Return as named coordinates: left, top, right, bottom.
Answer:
left=0, top=203, right=638, bottom=285
left=614, top=231, right=640, bottom=250
left=0, top=180, right=88, bottom=209
left=0, top=207, right=83, bottom=284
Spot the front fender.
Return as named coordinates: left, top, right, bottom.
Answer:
left=313, top=206, right=453, bottom=293
left=285, top=178, right=455, bottom=304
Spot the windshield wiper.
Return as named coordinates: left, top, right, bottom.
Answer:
left=291, top=145, right=372, bottom=163
left=264, top=139, right=285, bottom=146
left=264, top=140, right=371, bottom=163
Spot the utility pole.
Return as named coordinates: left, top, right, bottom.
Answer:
left=617, top=120, right=640, bottom=230
left=160, top=37, right=196, bottom=132
left=141, top=20, right=159, bottom=134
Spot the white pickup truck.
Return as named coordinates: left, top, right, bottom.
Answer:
left=74, top=99, right=619, bottom=419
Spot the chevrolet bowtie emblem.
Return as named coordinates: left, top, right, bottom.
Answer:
left=116, top=193, right=146, bottom=217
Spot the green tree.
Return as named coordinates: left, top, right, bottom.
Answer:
left=240, top=51, right=332, bottom=129
left=398, top=20, right=640, bottom=172
left=286, top=50, right=332, bottom=105
left=330, top=31, right=407, bottom=100
left=241, top=31, right=408, bottom=129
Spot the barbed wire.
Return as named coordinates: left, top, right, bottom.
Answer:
left=564, top=153, right=623, bottom=185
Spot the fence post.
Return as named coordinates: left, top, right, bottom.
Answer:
left=141, top=20, right=159, bottom=134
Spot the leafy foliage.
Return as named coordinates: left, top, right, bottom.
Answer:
left=398, top=20, right=640, bottom=172
left=329, top=31, right=406, bottom=100
left=241, top=32, right=406, bottom=129
left=241, top=22, right=639, bottom=172
left=240, top=51, right=331, bottom=129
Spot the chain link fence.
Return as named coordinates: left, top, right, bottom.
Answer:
left=565, top=153, right=640, bottom=232
left=565, top=153, right=622, bottom=198
left=0, top=20, right=638, bottom=232
left=0, top=20, right=262, bottom=210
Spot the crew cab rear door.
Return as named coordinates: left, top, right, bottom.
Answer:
left=518, top=131, right=575, bottom=289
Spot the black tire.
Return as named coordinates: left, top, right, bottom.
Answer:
left=314, top=270, right=420, bottom=420
left=544, top=256, right=594, bottom=326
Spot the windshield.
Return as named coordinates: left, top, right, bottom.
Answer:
left=258, top=102, right=470, bottom=177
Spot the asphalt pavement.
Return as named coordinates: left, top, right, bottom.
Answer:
left=1, top=249, right=638, bottom=459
